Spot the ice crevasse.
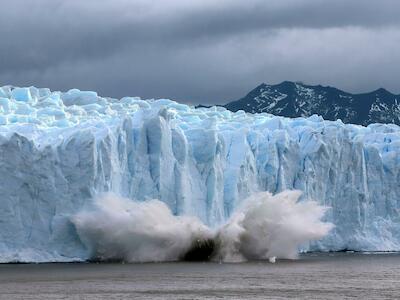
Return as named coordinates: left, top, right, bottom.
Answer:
left=0, top=85, right=399, bottom=262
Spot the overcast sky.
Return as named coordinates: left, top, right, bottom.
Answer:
left=1, top=0, right=399, bottom=104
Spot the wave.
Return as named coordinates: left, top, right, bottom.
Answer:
left=71, top=191, right=333, bottom=263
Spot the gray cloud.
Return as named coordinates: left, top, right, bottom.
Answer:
left=0, top=0, right=399, bottom=104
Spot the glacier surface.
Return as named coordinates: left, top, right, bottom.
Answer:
left=0, top=85, right=399, bottom=262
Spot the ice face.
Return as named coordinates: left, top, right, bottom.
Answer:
left=0, top=85, right=399, bottom=262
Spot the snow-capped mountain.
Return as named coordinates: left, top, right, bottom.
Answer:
left=225, top=81, right=400, bottom=125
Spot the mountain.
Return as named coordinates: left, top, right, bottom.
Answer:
left=224, top=81, right=400, bottom=126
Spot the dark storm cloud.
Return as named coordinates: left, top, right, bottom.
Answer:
left=0, top=0, right=400, bottom=104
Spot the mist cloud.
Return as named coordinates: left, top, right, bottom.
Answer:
left=1, top=0, right=399, bottom=104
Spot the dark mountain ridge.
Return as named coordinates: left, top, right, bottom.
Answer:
left=224, top=81, right=400, bottom=126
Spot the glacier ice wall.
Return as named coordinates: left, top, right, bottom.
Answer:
left=0, top=85, right=399, bottom=262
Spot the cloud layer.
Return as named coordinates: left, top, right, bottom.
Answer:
left=1, top=0, right=399, bottom=104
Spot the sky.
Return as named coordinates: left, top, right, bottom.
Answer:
left=1, top=0, right=400, bottom=105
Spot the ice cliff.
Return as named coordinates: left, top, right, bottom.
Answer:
left=0, top=86, right=399, bottom=262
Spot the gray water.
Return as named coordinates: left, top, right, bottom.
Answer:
left=0, top=253, right=399, bottom=300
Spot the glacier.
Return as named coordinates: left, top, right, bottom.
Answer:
left=0, top=85, right=399, bottom=262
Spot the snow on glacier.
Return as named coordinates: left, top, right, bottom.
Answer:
left=0, top=85, right=399, bottom=262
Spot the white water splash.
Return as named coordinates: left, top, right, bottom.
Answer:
left=216, top=190, right=334, bottom=262
left=72, top=191, right=333, bottom=263
left=72, top=194, right=212, bottom=262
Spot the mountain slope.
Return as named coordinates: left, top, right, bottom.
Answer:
left=225, top=81, right=400, bottom=125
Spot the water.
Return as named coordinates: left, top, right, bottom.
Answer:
left=0, top=253, right=399, bottom=299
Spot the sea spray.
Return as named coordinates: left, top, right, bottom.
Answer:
left=72, top=191, right=333, bottom=262
left=215, top=190, right=334, bottom=262
left=72, top=194, right=212, bottom=262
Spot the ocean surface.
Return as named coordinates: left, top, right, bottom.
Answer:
left=0, top=253, right=399, bottom=299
